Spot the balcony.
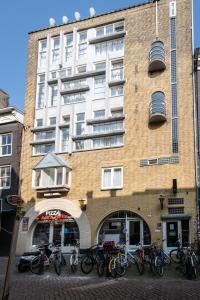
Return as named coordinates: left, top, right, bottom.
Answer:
left=60, top=85, right=89, bottom=95
left=149, top=41, right=166, bottom=73
left=89, top=31, right=126, bottom=44
left=149, top=92, right=166, bottom=123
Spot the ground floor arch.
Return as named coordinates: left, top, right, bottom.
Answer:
left=16, top=199, right=91, bottom=254
left=97, top=210, right=151, bottom=249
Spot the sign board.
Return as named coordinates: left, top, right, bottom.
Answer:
left=37, top=210, right=69, bottom=222
left=6, top=195, right=24, bottom=206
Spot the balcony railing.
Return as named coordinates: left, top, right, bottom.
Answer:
left=149, top=92, right=166, bottom=123
left=149, top=41, right=166, bottom=73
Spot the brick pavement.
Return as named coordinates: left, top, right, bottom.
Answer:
left=1, top=258, right=200, bottom=300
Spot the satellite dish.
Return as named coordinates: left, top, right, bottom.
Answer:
left=62, top=16, right=69, bottom=24
left=49, top=18, right=56, bottom=27
left=89, top=7, right=96, bottom=17
left=74, top=11, right=81, bottom=21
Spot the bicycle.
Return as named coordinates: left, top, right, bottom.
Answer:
left=80, top=244, right=103, bottom=274
left=70, top=243, right=80, bottom=273
left=30, top=243, right=66, bottom=276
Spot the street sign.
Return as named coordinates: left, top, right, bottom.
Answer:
left=6, top=195, right=24, bottom=206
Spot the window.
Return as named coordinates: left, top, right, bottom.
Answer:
left=111, top=60, right=124, bottom=81
left=77, top=65, right=87, bottom=74
left=63, top=79, right=86, bottom=90
left=168, top=207, right=184, bottom=215
left=78, top=32, right=87, bottom=58
left=61, top=128, right=69, bottom=152
left=94, top=62, right=106, bottom=71
left=38, top=40, right=47, bottom=68
left=50, top=71, right=57, bottom=80
left=75, top=140, right=84, bottom=150
left=93, top=135, right=123, bottom=149
left=94, top=110, right=105, bottom=119
left=95, top=22, right=125, bottom=37
left=111, top=107, right=123, bottom=117
left=102, top=167, right=123, bottom=189
left=36, top=119, right=43, bottom=127
left=34, top=167, right=70, bottom=188
left=60, top=68, right=72, bottom=78
left=0, top=166, right=11, bottom=189
left=51, top=37, right=60, bottom=64
left=62, top=92, right=86, bottom=104
left=110, top=85, right=124, bottom=96
left=49, top=117, right=56, bottom=125
left=93, top=121, right=123, bottom=134
left=76, top=113, right=85, bottom=136
left=168, top=198, right=184, bottom=205
left=49, top=84, right=58, bottom=107
left=34, top=144, right=55, bottom=155
left=35, top=130, right=55, bottom=141
left=94, top=75, right=106, bottom=99
left=65, top=34, right=73, bottom=61
left=0, top=133, right=12, bottom=156
left=95, top=39, right=124, bottom=55
left=37, top=74, right=45, bottom=109
left=62, top=115, right=70, bottom=124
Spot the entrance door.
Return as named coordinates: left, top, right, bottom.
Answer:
left=127, top=220, right=143, bottom=250
left=163, top=220, right=190, bottom=252
left=166, top=221, right=178, bottom=248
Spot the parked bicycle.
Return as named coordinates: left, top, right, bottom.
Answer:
left=30, top=242, right=66, bottom=276
left=70, top=243, right=80, bottom=273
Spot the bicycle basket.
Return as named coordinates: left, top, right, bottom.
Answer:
left=103, top=241, right=115, bottom=252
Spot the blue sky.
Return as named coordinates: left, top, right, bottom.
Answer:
left=0, top=0, right=199, bottom=111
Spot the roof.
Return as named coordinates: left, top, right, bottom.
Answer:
left=0, top=89, right=9, bottom=96
left=29, top=0, right=151, bottom=34
left=33, top=153, right=72, bottom=170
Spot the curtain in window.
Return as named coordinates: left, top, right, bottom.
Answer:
left=103, top=169, right=111, bottom=188
left=113, top=168, right=121, bottom=187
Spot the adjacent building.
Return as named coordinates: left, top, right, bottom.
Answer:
left=17, top=0, right=196, bottom=254
left=0, top=90, right=24, bottom=256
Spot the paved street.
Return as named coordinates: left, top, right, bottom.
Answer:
left=1, top=258, right=200, bottom=300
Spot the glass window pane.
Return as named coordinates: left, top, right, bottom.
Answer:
left=103, top=169, right=111, bottom=188
left=113, top=168, right=122, bottom=187
left=57, top=168, right=63, bottom=185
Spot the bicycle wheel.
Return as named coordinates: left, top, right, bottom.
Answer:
left=135, top=257, right=144, bottom=275
left=97, top=259, right=105, bottom=277
left=61, top=254, right=66, bottom=266
left=150, top=258, right=156, bottom=275
left=70, top=254, right=78, bottom=273
left=170, top=249, right=181, bottom=264
left=113, top=256, right=126, bottom=277
left=108, top=257, right=117, bottom=278
left=54, top=258, right=62, bottom=276
left=163, top=253, right=171, bottom=265
left=190, top=256, right=198, bottom=279
left=81, top=255, right=94, bottom=274
left=30, top=256, right=42, bottom=275
left=155, top=256, right=164, bottom=277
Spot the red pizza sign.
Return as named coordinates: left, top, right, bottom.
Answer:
left=37, top=210, right=69, bottom=221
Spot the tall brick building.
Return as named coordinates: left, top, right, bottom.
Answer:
left=17, top=0, right=196, bottom=254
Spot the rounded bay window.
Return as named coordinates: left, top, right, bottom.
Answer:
left=149, top=91, right=166, bottom=123
left=149, top=41, right=166, bottom=73
left=98, top=210, right=151, bottom=247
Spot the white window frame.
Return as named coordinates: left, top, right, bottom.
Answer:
left=95, top=21, right=125, bottom=38
left=110, top=59, right=124, bottom=81
left=78, top=31, right=87, bottom=58
left=51, top=36, right=60, bottom=65
left=64, top=33, right=73, bottom=62
left=36, top=74, right=45, bottom=109
left=0, top=165, right=11, bottom=189
left=38, top=39, right=47, bottom=68
left=49, top=84, right=58, bottom=107
left=0, top=133, right=12, bottom=157
left=36, top=119, right=43, bottom=127
left=110, top=85, right=124, bottom=97
left=76, top=113, right=85, bottom=136
left=33, top=167, right=71, bottom=188
left=49, top=117, right=56, bottom=125
left=60, top=127, right=69, bottom=153
left=33, top=143, right=55, bottom=155
left=101, top=166, right=123, bottom=190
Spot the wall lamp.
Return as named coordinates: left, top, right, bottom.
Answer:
left=79, top=198, right=87, bottom=211
left=159, top=194, right=165, bottom=210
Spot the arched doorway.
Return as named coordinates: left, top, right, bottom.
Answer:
left=17, top=199, right=91, bottom=255
left=98, top=210, right=151, bottom=249
left=32, top=210, right=80, bottom=252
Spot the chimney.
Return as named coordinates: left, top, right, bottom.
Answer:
left=0, top=89, right=9, bottom=108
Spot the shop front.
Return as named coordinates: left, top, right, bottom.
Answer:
left=16, top=198, right=91, bottom=255
left=98, top=210, right=151, bottom=249
left=32, top=210, right=79, bottom=252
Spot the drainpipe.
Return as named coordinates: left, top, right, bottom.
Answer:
left=191, top=0, right=200, bottom=238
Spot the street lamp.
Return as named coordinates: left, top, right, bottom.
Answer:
left=159, top=194, right=165, bottom=210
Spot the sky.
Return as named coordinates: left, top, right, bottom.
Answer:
left=0, top=0, right=199, bottom=112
